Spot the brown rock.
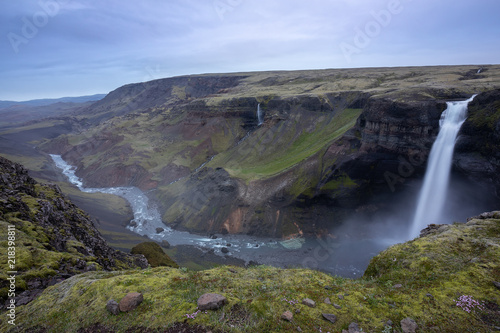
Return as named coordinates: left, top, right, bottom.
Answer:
left=197, top=293, right=228, bottom=310
left=281, top=310, right=293, bottom=322
left=401, top=317, right=418, bottom=333
left=119, top=292, right=144, bottom=312
left=393, top=284, right=403, bottom=289
left=333, top=303, right=342, bottom=309
left=302, top=298, right=316, bottom=308
left=106, top=299, right=120, bottom=315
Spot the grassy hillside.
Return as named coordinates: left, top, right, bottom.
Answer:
left=3, top=213, right=499, bottom=332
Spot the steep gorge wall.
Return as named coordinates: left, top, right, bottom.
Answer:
left=42, top=73, right=500, bottom=238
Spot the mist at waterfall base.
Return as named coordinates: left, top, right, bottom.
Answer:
left=334, top=173, right=496, bottom=246
left=50, top=154, right=385, bottom=277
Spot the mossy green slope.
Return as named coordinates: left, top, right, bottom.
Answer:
left=0, top=156, right=146, bottom=302
left=4, top=214, right=499, bottom=333
left=130, top=242, right=179, bottom=268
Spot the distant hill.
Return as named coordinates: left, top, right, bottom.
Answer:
left=0, top=94, right=106, bottom=109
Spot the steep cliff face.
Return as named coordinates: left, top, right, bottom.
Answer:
left=455, top=89, right=500, bottom=196
left=40, top=66, right=500, bottom=237
left=0, top=156, right=147, bottom=306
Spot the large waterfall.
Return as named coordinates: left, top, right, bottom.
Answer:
left=409, top=95, right=476, bottom=238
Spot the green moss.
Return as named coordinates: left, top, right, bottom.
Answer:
left=468, top=100, right=500, bottom=130
left=130, top=242, right=179, bottom=268
left=3, top=215, right=499, bottom=332
left=212, top=108, right=362, bottom=181
left=320, top=173, right=358, bottom=191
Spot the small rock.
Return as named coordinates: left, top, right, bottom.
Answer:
left=386, top=320, right=393, bottom=326
left=342, top=322, right=362, bottom=333
left=322, top=313, right=337, bottom=324
left=221, top=247, right=229, bottom=254
left=281, top=310, right=293, bottom=322
left=210, top=234, right=218, bottom=239
left=324, top=297, right=331, bottom=305
left=333, top=303, right=342, bottom=309
left=324, top=286, right=332, bottom=290
left=426, top=293, right=434, bottom=299
left=493, top=281, right=500, bottom=290
left=302, top=298, right=316, bottom=308
left=129, top=221, right=137, bottom=227
left=155, top=227, right=164, bottom=234
left=349, top=322, right=362, bottom=333
left=119, top=292, right=143, bottom=312
left=106, top=299, right=120, bottom=315
left=226, top=243, right=232, bottom=247
left=338, top=294, right=344, bottom=300
left=297, top=326, right=302, bottom=332
left=161, top=240, right=170, bottom=249
left=295, top=308, right=301, bottom=314
left=401, top=317, right=418, bottom=333
left=393, top=284, right=403, bottom=289
left=197, top=293, right=228, bottom=310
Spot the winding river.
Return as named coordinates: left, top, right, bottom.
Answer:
left=50, top=154, right=390, bottom=277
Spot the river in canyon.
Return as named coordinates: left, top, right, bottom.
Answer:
left=50, top=154, right=394, bottom=278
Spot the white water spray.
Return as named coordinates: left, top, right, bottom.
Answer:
left=409, top=95, right=476, bottom=238
left=257, top=103, right=264, bottom=125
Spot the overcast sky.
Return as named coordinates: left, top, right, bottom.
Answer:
left=1, top=0, right=499, bottom=101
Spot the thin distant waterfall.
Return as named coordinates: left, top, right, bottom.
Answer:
left=257, top=103, right=264, bottom=125
left=409, top=95, right=476, bottom=238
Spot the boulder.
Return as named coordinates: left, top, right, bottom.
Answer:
left=119, top=292, right=143, bottom=312
left=401, top=317, right=418, bottom=333
left=106, top=299, right=120, bottom=315
left=197, top=293, right=228, bottom=310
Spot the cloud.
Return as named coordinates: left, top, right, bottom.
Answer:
left=0, top=0, right=499, bottom=100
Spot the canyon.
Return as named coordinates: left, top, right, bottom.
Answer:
left=30, top=65, right=500, bottom=239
